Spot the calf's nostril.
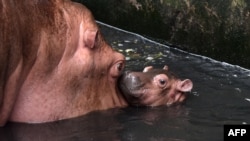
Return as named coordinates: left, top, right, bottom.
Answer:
left=123, top=71, right=131, bottom=75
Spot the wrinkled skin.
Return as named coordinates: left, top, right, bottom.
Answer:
left=119, top=66, right=193, bottom=106
left=0, top=0, right=128, bottom=126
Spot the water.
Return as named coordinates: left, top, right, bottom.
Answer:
left=1, top=22, right=250, bottom=141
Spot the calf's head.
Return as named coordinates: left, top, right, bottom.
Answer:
left=119, top=66, right=193, bottom=106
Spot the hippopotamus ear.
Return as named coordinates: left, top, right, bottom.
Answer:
left=84, top=29, right=98, bottom=48
left=176, top=79, right=193, bottom=92
left=143, top=66, right=153, bottom=72
left=163, top=65, right=168, bottom=70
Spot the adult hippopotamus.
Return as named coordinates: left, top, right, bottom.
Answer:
left=0, top=0, right=128, bottom=126
left=119, top=66, right=193, bottom=106
left=0, top=0, right=193, bottom=126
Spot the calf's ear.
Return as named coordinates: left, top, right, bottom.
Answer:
left=84, top=29, right=98, bottom=48
left=176, top=79, right=193, bottom=92
left=163, top=65, right=168, bottom=70
left=143, top=66, right=153, bottom=72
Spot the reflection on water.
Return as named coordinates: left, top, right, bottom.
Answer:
left=0, top=106, right=189, bottom=141
left=1, top=22, right=250, bottom=141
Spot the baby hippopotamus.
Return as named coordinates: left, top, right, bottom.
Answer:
left=119, top=65, right=193, bottom=106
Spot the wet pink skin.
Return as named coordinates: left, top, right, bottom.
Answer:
left=118, top=66, right=193, bottom=107
left=0, top=0, right=128, bottom=126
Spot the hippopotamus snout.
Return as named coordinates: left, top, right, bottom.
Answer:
left=119, top=71, right=144, bottom=99
left=119, top=71, right=143, bottom=89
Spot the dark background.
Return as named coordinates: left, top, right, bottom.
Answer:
left=74, top=0, right=250, bottom=69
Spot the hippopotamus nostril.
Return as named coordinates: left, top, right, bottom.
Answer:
left=130, top=74, right=140, bottom=84
left=118, top=71, right=143, bottom=91
left=119, top=71, right=130, bottom=81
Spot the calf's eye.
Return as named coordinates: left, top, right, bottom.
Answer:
left=153, top=74, right=168, bottom=88
left=159, top=79, right=166, bottom=85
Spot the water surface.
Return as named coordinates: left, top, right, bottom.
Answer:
left=1, top=22, right=250, bottom=141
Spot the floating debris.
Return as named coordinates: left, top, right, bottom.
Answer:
left=234, top=88, right=241, bottom=93
left=245, top=98, right=250, bottom=102
left=192, top=91, right=200, bottom=96
left=146, top=56, right=154, bottom=61
left=133, top=39, right=138, bottom=43
left=144, top=45, right=151, bottom=49
left=154, top=52, right=163, bottom=58
left=118, top=43, right=123, bottom=47
left=118, top=49, right=123, bottom=52
left=129, top=54, right=141, bottom=59
left=232, top=74, right=238, bottom=77
left=124, top=40, right=131, bottom=43
left=125, top=49, right=136, bottom=53
left=125, top=57, right=131, bottom=60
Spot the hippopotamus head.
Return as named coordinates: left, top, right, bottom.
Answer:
left=119, top=66, right=193, bottom=106
left=0, top=0, right=127, bottom=125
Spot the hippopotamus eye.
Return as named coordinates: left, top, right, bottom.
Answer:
left=110, top=61, right=125, bottom=77
left=116, top=62, right=124, bottom=72
left=159, top=79, right=166, bottom=85
left=153, top=74, right=168, bottom=88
